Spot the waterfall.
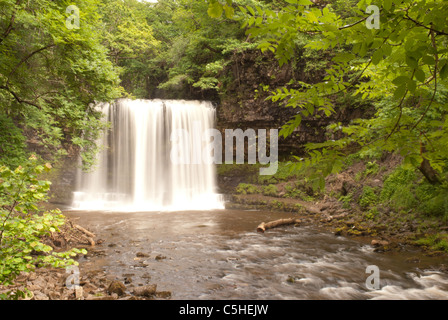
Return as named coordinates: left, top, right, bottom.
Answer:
left=72, top=99, right=224, bottom=211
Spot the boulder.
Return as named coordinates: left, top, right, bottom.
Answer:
left=132, top=284, right=157, bottom=297
left=107, top=280, right=126, bottom=296
left=371, top=239, right=390, bottom=247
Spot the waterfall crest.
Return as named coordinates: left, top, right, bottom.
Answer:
left=72, top=99, right=224, bottom=211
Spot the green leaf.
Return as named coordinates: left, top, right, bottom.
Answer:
left=415, top=68, right=426, bottom=82
left=392, top=76, right=409, bottom=86
left=223, top=5, right=234, bottom=19
left=371, top=48, right=383, bottom=65
left=394, top=84, right=407, bottom=99
left=332, top=53, right=356, bottom=63
left=208, top=1, right=223, bottom=18
left=440, top=64, right=448, bottom=80
left=422, top=55, right=435, bottom=65
left=383, top=0, right=392, bottom=11
left=407, top=79, right=416, bottom=93
left=406, top=55, right=419, bottom=69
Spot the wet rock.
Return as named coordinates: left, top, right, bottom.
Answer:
left=88, top=294, right=116, bottom=300
left=132, top=284, right=157, bottom=297
left=118, top=295, right=140, bottom=300
left=405, top=257, right=420, bottom=263
left=48, top=291, right=61, bottom=300
left=136, top=252, right=150, bottom=258
left=437, top=264, right=448, bottom=273
left=371, top=239, right=390, bottom=247
left=124, top=277, right=132, bottom=284
left=26, top=282, right=41, bottom=291
left=82, top=282, right=98, bottom=294
left=28, top=272, right=38, bottom=281
left=155, top=254, right=166, bottom=261
left=75, top=286, right=84, bottom=300
left=33, top=291, right=49, bottom=300
left=107, top=280, right=126, bottom=296
left=156, top=291, right=172, bottom=299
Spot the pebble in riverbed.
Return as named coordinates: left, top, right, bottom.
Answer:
left=0, top=268, right=171, bottom=300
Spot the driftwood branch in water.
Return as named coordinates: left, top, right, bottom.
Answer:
left=74, top=224, right=95, bottom=238
left=74, top=224, right=96, bottom=246
left=257, top=218, right=301, bottom=233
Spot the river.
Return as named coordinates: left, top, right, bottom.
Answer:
left=64, top=208, right=448, bottom=300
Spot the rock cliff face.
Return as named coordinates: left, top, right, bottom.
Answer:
left=215, top=50, right=371, bottom=157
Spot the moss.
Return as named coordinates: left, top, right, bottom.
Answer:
left=347, top=228, right=363, bottom=236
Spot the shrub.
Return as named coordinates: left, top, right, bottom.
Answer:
left=380, top=166, right=416, bottom=202
left=415, top=234, right=448, bottom=252
left=359, top=186, right=378, bottom=208
left=262, top=184, right=278, bottom=197
left=338, top=193, right=353, bottom=209
left=236, top=183, right=260, bottom=195
left=0, top=114, right=28, bottom=169
left=415, top=183, right=448, bottom=218
left=257, top=162, right=301, bottom=185
left=284, top=184, right=314, bottom=201
left=0, top=156, right=87, bottom=299
left=364, top=161, right=380, bottom=177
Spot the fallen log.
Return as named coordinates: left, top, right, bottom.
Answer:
left=257, top=218, right=301, bottom=233
left=73, top=224, right=96, bottom=246
left=74, top=224, right=96, bottom=238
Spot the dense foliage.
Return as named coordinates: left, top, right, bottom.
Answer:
left=236, top=0, right=447, bottom=187
left=0, top=156, right=86, bottom=299
left=0, top=0, right=123, bottom=168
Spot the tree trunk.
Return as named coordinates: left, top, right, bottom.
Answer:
left=419, top=157, right=440, bottom=185
left=257, top=218, right=301, bottom=233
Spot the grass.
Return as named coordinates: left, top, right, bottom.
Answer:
left=415, top=233, right=448, bottom=252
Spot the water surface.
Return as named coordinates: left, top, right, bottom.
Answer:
left=65, top=208, right=448, bottom=300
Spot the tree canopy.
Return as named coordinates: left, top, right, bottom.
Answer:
left=1, top=0, right=447, bottom=186
left=207, top=0, right=448, bottom=189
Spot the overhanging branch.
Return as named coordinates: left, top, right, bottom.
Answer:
left=0, top=85, right=41, bottom=109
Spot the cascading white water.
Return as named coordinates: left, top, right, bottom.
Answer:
left=72, top=99, right=224, bottom=211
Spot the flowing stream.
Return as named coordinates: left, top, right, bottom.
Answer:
left=65, top=208, right=448, bottom=300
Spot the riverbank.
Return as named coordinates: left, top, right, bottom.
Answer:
left=0, top=215, right=171, bottom=300
left=218, top=154, right=448, bottom=260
